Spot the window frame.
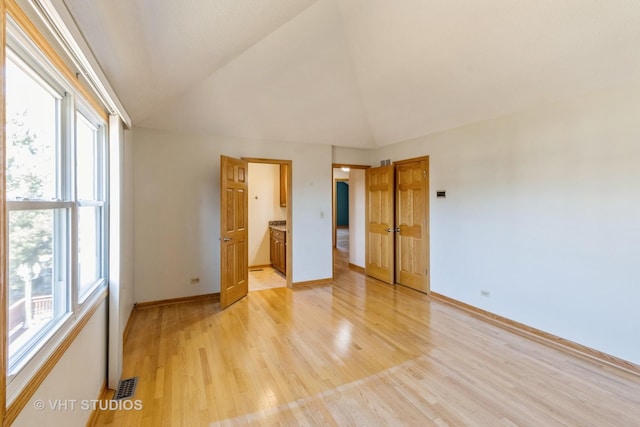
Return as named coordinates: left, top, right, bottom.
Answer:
left=5, top=45, right=72, bottom=376
left=75, top=107, right=107, bottom=302
left=4, top=14, right=109, bottom=400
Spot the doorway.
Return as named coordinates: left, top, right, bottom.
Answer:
left=335, top=179, right=349, bottom=250
left=246, top=159, right=292, bottom=291
left=332, top=164, right=368, bottom=273
left=219, top=156, right=292, bottom=308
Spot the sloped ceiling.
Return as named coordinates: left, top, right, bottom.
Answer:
left=63, top=0, right=640, bottom=148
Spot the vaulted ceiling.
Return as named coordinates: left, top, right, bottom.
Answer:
left=63, top=0, right=640, bottom=149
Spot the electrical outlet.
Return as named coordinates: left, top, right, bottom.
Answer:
left=190, top=278, right=200, bottom=284
left=480, top=290, right=490, bottom=298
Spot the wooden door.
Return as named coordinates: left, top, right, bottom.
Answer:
left=365, top=165, right=395, bottom=284
left=220, top=155, right=249, bottom=309
left=395, top=158, right=429, bottom=293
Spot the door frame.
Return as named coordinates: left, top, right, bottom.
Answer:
left=244, top=157, right=293, bottom=289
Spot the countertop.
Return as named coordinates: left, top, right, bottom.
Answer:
left=269, top=220, right=286, bottom=232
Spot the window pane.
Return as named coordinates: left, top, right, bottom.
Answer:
left=6, top=57, right=59, bottom=200
left=78, top=206, right=101, bottom=296
left=8, top=209, right=68, bottom=367
left=76, top=114, right=97, bottom=200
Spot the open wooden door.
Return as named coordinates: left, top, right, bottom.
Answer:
left=220, top=155, right=249, bottom=309
left=365, top=165, right=395, bottom=284
left=395, top=158, right=429, bottom=293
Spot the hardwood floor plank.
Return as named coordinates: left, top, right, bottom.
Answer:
left=92, top=247, right=640, bottom=426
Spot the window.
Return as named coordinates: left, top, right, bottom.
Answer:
left=76, top=112, right=106, bottom=300
left=5, top=41, right=107, bottom=376
left=6, top=53, right=70, bottom=371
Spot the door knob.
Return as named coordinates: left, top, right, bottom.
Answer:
left=222, top=237, right=232, bottom=241
left=395, top=227, right=401, bottom=232
left=386, top=227, right=393, bottom=232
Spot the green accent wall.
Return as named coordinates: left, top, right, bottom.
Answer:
left=336, top=181, right=349, bottom=226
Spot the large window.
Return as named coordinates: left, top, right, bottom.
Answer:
left=5, top=42, right=107, bottom=376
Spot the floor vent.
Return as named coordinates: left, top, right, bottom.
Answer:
left=250, top=268, right=264, bottom=272
left=114, top=377, right=138, bottom=400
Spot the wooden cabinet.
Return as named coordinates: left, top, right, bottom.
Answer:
left=280, top=164, right=288, bottom=207
left=270, top=228, right=286, bottom=274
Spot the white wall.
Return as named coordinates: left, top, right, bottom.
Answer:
left=372, top=81, right=640, bottom=365
left=332, top=146, right=371, bottom=165
left=348, top=169, right=365, bottom=268
left=248, top=163, right=285, bottom=266
left=333, top=168, right=349, bottom=180
left=133, top=127, right=333, bottom=302
left=13, top=301, right=107, bottom=427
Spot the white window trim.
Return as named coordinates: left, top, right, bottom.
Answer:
left=5, top=14, right=109, bottom=401
left=75, top=107, right=107, bottom=303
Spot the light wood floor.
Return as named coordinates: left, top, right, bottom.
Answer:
left=92, top=247, right=640, bottom=426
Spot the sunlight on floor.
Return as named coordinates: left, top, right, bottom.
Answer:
left=249, top=266, right=285, bottom=291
